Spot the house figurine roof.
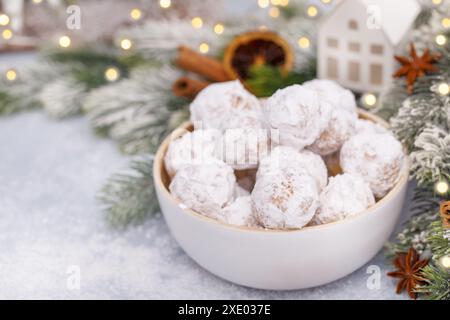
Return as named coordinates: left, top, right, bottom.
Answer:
left=321, top=0, right=421, bottom=46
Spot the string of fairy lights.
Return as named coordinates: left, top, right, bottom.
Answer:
left=1, top=1, right=450, bottom=198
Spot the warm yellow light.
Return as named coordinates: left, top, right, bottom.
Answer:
left=191, top=17, right=203, bottom=29
left=279, top=0, right=289, bottom=6
left=438, top=83, right=450, bottom=96
left=269, top=6, right=280, bottom=18
left=214, top=23, right=224, bottom=35
left=364, top=93, right=377, bottom=107
left=440, top=255, right=450, bottom=269
left=199, top=43, right=210, bottom=54
left=105, top=67, right=120, bottom=82
left=442, top=18, right=450, bottom=28
left=0, top=14, right=10, bottom=26
left=5, top=69, right=17, bottom=82
left=32, top=0, right=43, bottom=4
left=258, top=0, right=270, bottom=8
left=2, top=29, right=13, bottom=40
left=130, top=8, right=142, bottom=20
left=270, top=0, right=281, bottom=5
left=436, top=181, right=449, bottom=194
left=259, top=25, right=268, bottom=31
left=436, top=34, right=447, bottom=46
left=432, top=0, right=442, bottom=5
left=59, top=35, right=71, bottom=48
left=159, top=0, right=171, bottom=8
left=298, top=37, right=310, bottom=49
left=321, top=0, right=332, bottom=4
left=307, top=6, right=318, bottom=17
left=120, top=38, right=132, bottom=50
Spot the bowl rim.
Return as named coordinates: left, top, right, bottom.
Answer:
left=153, top=109, right=410, bottom=234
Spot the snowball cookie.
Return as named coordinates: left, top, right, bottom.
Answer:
left=313, top=174, right=375, bottom=225
left=169, top=160, right=236, bottom=219
left=164, top=129, right=220, bottom=178
left=234, top=184, right=251, bottom=198
left=215, top=128, right=270, bottom=170
left=257, top=146, right=328, bottom=191
left=252, top=170, right=320, bottom=229
left=264, top=85, right=330, bottom=150
left=354, top=119, right=389, bottom=135
left=304, top=79, right=357, bottom=155
left=190, top=80, right=262, bottom=131
left=219, top=196, right=258, bottom=228
left=308, top=107, right=357, bottom=156
left=303, top=79, right=357, bottom=115
left=340, top=132, right=404, bottom=198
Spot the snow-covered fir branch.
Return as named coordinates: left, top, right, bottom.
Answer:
left=0, top=61, right=68, bottom=115
left=411, top=126, right=450, bottom=185
left=84, top=66, right=188, bottom=154
left=39, top=76, right=87, bottom=119
left=390, top=78, right=450, bottom=151
left=98, top=155, right=158, bottom=227
left=118, top=18, right=225, bottom=63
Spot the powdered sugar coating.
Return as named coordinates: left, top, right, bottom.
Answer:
left=215, top=128, right=270, bottom=170
left=313, top=174, right=375, bottom=225
left=169, top=160, right=236, bottom=219
left=303, top=79, right=357, bottom=115
left=219, top=196, right=258, bottom=228
left=354, top=119, right=389, bottom=135
left=304, top=79, right=357, bottom=156
left=340, top=133, right=404, bottom=198
left=257, top=146, right=328, bottom=191
left=264, top=85, right=330, bottom=150
left=234, top=185, right=251, bottom=198
left=308, top=108, right=357, bottom=156
left=190, top=80, right=262, bottom=131
left=164, top=130, right=220, bottom=177
left=251, top=170, right=320, bottom=230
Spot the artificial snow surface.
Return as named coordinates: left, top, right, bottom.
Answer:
left=0, top=111, right=413, bottom=299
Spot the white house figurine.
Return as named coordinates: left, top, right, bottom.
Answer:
left=318, top=0, right=421, bottom=94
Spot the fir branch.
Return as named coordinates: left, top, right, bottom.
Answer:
left=98, top=156, right=158, bottom=228
left=118, top=18, right=224, bottom=63
left=0, top=61, right=67, bottom=115
left=246, top=62, right=316, bottom=98
left=386, top=184, right=442, bottom=256
left=39, top=76, right=87, bottom=119
left=46, top=47, right=149, bottom=89
left=390, top=82, right=449, bottom=152
left=378, top=41, right=450, bottom=122
left=84, top=66, right=189, bottom=154
left=427, top=221, right=450, bottom=260
left=417, top=264, right=450, bottom=300
left=410, top=126, right=450, bottom=185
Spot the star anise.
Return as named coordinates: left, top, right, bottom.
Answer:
left=393, top=43, right=441, bottom=95
left=387, top=247, right=429, bottom=299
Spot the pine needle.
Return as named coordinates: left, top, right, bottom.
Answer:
left=98, top=156, right=159, bottom=228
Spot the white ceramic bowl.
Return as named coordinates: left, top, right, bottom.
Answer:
left=153, top=110, right=409, bottom=290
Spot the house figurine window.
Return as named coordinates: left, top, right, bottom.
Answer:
left=348, top=42, right=360, bottom=52
left=370, top=44, right=384, bottom=55
left=327, top=38, right=338, bottom=48
left=349, top=20, right=358, bottom=30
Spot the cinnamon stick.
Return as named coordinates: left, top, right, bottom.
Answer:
left=173, top=77, right=210, bottom=100
left=175, top=46, right=233, bottom=82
